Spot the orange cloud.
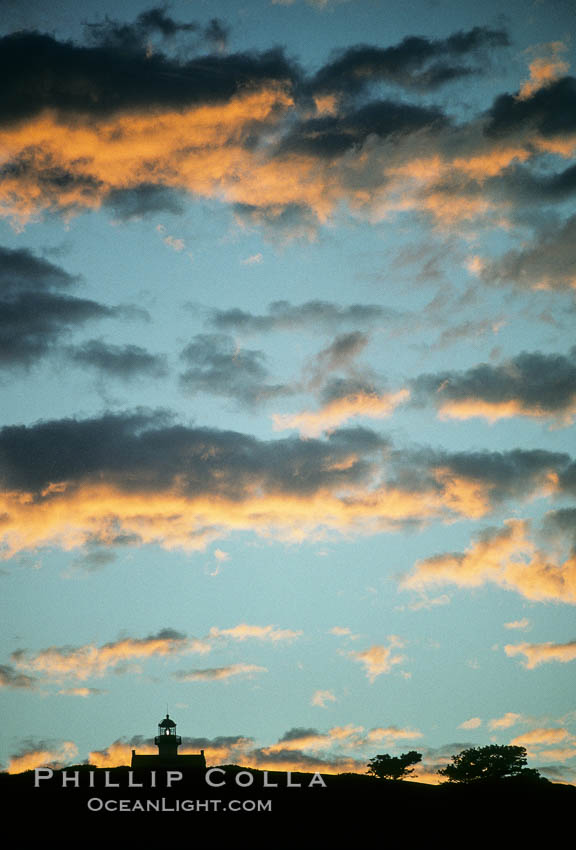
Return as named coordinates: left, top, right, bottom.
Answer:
left=365, top=726, right=422, bottom=742
left=505, top=639, right=576, bottom=669
left=7, top=741, right=78, bottom=774
left=511, top=727, right=570, bottom=746
left=402, top=519, right=576, bottom=604
left=13, top=631, right=210, bottom=681
left=489, top=712, right=523, bottom=730
left=0, top=471, right=514, bottom=559
left=459, top=717, right=483, bottom=730
left=503, top=619, right=530, bottom=631
left=311, top=689, right=337, bottom=707
left=272, top=389, right=410, bottom=437
left=347, top=638, right=406, bottom=683
left=208, top=624, right=302, bottom=642
left=437, top=398, right=576, bottom=426
left=518, top=42, right=570, bottom=100
left=3, top=59, right=575, bottom=239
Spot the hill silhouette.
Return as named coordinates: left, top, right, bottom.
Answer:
left=2, top=764, right=574, bottom=846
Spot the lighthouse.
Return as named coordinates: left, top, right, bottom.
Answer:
left=131, top=714, right=206, bottom=769
left=154, top=714, right=181, bottom=759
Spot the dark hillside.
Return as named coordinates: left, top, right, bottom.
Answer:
left=2, top=765, right=573, bottom=846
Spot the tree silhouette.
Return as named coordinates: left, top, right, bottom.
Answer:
left=438, top=745, right=542, bottom=783
left=367, top=751, right=422, bottom=780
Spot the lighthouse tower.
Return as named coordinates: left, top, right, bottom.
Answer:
left=131, top=713, right=206, bottom=769
left=154, top=714, right=181, bottom=758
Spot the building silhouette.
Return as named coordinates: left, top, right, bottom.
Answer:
left=131, top=714, right=206, bottom=769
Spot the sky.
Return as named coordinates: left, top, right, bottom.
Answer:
left=1, top=0, right=575, bottom=784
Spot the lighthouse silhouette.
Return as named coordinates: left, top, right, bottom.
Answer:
left=131, top=714, right=206, bottom=769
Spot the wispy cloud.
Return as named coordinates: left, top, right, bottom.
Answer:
left=12, top=629, right=210, bottom=681
left=209, top=624, right=302, bottom=642
left=505, top=639, right=576, bottom=669
left=173, top=663, right=267, bottom=681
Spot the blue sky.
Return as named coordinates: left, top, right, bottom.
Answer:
left=1, top=0, right=575, bottom=781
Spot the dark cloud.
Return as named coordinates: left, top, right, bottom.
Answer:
left=0, top=664, right=36, bottom=689
left=278, top=727, right=319, bottom=742
left=488, top=162, right=576, bottom=206
left=104, top=184, right=188, bottom=221
left=485, top=76, right=576, bottom=139
left=307, top=332, right=372, bottom=391
left=233, top=203, right=321, bottom=243
left=278, top=100, right=448, bottom=159
left=389, top=446, right=571, bottom=504
left=0, top=247, right=110, bottom=368
left=411, top=349, right=576, bottom=417
left=71, top=548, right=118, bottom=571
left=203, top=18, right=230, bottom=52
left=69, top=339, right=168, bottom=380
left=0, top=409, right=388, bottom=498
left=541, top=507, right=576, bottom=550
left=479, top=214, right=576, bottom=290
left=319, top=376, right=380, bottom=404
left=0, top=245, right=137, bottom=368
left=179, top=333, right=292, bottom=407
left=558, top=463, right=576, bottom=498
left=0, top=31, right=297, bottom=125
left=0, top=244, right=79, bottom=294
left=208, top=300, right=401, bottom=333
left=85, top=8, right=229, bottom=53
left=310, top=27, right=509, bottom=97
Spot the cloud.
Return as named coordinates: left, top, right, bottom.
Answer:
left=0, top=30, right=295, bottom=123
left=105, top=184, right=188, bottom=221
left=311, top=689, right=337, bottom=707
left=518, top=42, right=570, bottom=101
left=69, top=339, right=168, bottom=380
left=0, top=410, right=571, bottom=557
left=277, top=100, right=449, bottom=160
left=240, top=253, right=263, bottom=266
left=411, top=349, right=576, bottom=425
left=347, top=637, right=406, bottom=683
left=401, top=518, right=576, bottom=604
left=273, top=387, right=409, bottom=437
left=309, top=27, right=509, bottom=97
left=57, top=687, right=105, bottom=697
left=173, top=663, right=267, bottom=681
left=12, top=628, right=210, bottom=681
left=209, top=624, right=302, bottom=642
left=0, top=663, right=36, bottom=689
left=306, top=332, right=371, bottom=387
left=208, top=300, right=402, bottom=334
left=478, top=214, right=576, bottom=291
left=505, top=639, right=576, bottom=669
left=488, top=712, right=523, bottom=730
left=6, top=739, right=78, bottom=774
left=0, top=245, right=126, bottom=368
left=459, top=717, right=482, bottom=730
left=0, top=24, right=572, bottom=246
left=90, top=729, right=365, bottom=774
left=89, top=734, right=253, bottom=769
left=510, top=727, right=571, bottom=746
left=485, top=75, right=576, bottom=141
left=329, top=626, right=355, bottom=637
left=179, top=334, right=292, bottom=407
left=504, top=619, right=530, bottom=631
left=268, top=724, right=364, bottom=752
left=365, top=725, right=422, bottom=742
